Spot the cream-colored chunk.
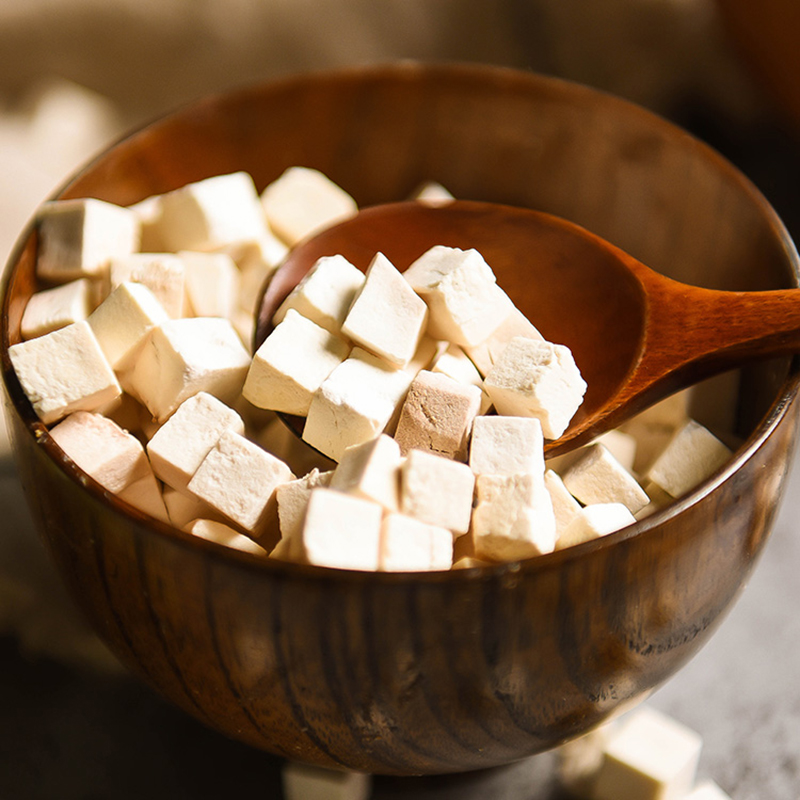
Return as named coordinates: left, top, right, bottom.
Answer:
left=341, top=252, right=428, bottom=367
left=471, top=472, right=556, bottom=560
left=400, top=449, right=475, bottom=536
left=329, top=434, right=402, bottom=511
left=430, top=343, right=492, bottom=413
left=544, top=469, right=582, bottom=537
left=87, top=281, right=169, bottom=371
left=260, top=166, right=357, bottom=246
left=403, top=245, right=514, bottom=346
left=129, top=317, right=251, bottom=423
left=484, top=337, right=586, bottom=439
left=379, top=513, right=453, bottom=571
left=118, top=471, right=170, bottom=523
left=463, top=305, right=544, bottom=377
left=180, top=250, right=240, bottom=319
left=645, top=419, right=732, bottom=499
left=107, top=253, right=186, bottom=318
left=146, top=392, right=245, bottom=492
left=562, top=443, right=650, bottom=515
left=187, top=519, right=268, bottom=556
left=303, top=347, right=413, bottom=462
left=275, top=468, right=334, bottom=557
left=155, top=171, right=270, bottom=252
left=36, top=198, right=140, bottom=282
left=162, top=486, right=224, bottom=529
left=394, top=370, right=482, bottom=461
left=243, top=309, right=350, bottom=416
left=556, top=503, right=636, bottom=550
left=274, top=254, right=365, bottom=334
left=593, top=706, right=703, bottom=800
left=9, top=320, right=120, bottom=424
left=469, top=415, right=545, bottom=477
left=21, top=278, right=94, bottom=340
left=187, top=429, right=293, bottom=536
left=299, top=488, right=383, bottom=571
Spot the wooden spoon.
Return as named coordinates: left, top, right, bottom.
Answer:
left=256, top=200, right=800, bottom=456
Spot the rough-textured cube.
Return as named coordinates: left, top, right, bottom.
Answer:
left=275, top=468, right=335, bottom=558
left=484, top=337, right=587, bottom=439
left=243, top=309, right=350, bottom=416
left=471, top=472, right=556, bottom=560
left=403, top=245, right=514, bottom=346
left=329, top=434, right=402, bottom=511
left=274, top=254, right=365, bottom=334
left=36, top=198, right=140, bottom=282
left=146, top=392, right=245, bottom=492
left=9, top=320, right=120, bottom=425
left=469, top=415, right=545, bottom=476
left=544, top=469, right=582, bottom=536
left=303, top=347, right=413, bottom=462
left=463, top=305, right=544, bottom=377
left=400, top=449, right=475, bottom=535
left=299, top=488, right=383, bottom=570
left=379, top=513, right=453, bottom=571
left=341, top=252, right=428, bottom=367
left=261, top=166, right=357, bottom=245
left=129, top=317, right=251, bottom=422
left=108, top=253, right=186, bottom=319
left=21, top=278, right=94, bottom=340
left=430, top=343, right=492, bottom=413
left=562, top=443, right=650, bottom=515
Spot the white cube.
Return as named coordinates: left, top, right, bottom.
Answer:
left=303, top=347, right=413, bottom=462
left=261, top=166, right=357, bottom=245
left=430, top=343, right=492, bottom=413
left=107, top=253, right=186, bottom=319
left=379, top=513, right=453, bottom=571
left=341, top=251, right=428, bottom=367
left=146, top=392, right=245, bottom=492
left=556, top=503, right=636, bottom=550
left=403, top=245, right=514, bottom=346
left=275, top=467, right=334, bottom=558
left=469, top=415, right=546, bottom=477
left=187, top=519, right=268, bottom=556
left=155, top=171, right=270, bottom=251
left=36, top=198, right=140, bottom=282
left=187, top=429, right=293, bottom=536
left=180, top=250, right=240, bottom=319
left=243, top=309, right=350, bottom=416
left=129, top=317, right=251, bottom=422
left=471, top=472, right=556, bottom=560
left=544, top=469, right=582, bottom=536
left=274, top=254, right=365, bottom=334
left=400, top=449, right=475, bottom=535
left=299, top=487, right=383, bottom=570
left=9, top=320, right=120, bottom=425
left=484, top=337, right=587, bottom=439
left=21, top=278, right=94, bottom=340
left=463, top=305, right=544, bottom=377
left=330, top=433, right=403, bottom=511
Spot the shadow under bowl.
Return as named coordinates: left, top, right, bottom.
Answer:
left=2, top=63, right=800, bottom=775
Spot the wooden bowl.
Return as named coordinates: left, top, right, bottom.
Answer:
left=2, top=63, right=799, bottom=775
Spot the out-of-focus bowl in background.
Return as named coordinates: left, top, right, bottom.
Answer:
left=2, top=63, right=799, bottom=775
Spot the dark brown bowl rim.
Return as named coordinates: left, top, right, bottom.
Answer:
left=3, top=61, right=800, bottom=583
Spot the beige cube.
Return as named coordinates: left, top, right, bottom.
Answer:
left=471, top=472, right=556, bottom=560
left=261, top=166, right=357, bottom=245
left=274, top=254, right=365, bottom=334
left=394, top=370, right=482, bottom=461
left=155, top=171, right=270, bottom=252
left=403, top=245, right=514, bottom=346
left=430, top=343, right=492, bottom=413
left=118, top=471, right=170, bottom=523
left=400, top=449, right=475, bottom=535
left=187, top=519, right=268, bottom=556
left=21, top=278, right=94, bottom=340
left=36, top=198, right=140, bottom=282
left=275, top=468, right=335, bottom=558
left=645, top=420, right=732, bottom=499
left=469, top=415, right=545, bottom=476
left=544, top=469, right=582, bottom=536
left=556, top=503, right=636, bottom=550
left=180, top=250, right=240, bottom=319
left=87, top=281, right=169, bottom=372
left=129, top=317, right=251, bottom=422
left=146, top=392, right=245, bottom=492
left=484, top=337, right=587, bottom=439
left=187, top=429, right=293, bottom=536
left=594, top=706, right=703, bottom=800
left=562, top=443, right=650, bottom=515
left=341, top=252, right=428, bottom=367
left=108, top=253, right=186, bottom=318
left=162, top=486, right=224, bottom=529
left=330, top=434, right=402, bottom=511
left=299, top=488, right=383, bottom=571
left=379, top=513, right=453, bottom=571
left=303, top=347, right=413, bottom=462
left=9, top=320, right=121, bottom=425
left=243, top=309, right=350, bottom=416
left=463, top=305, right=544, bottom=377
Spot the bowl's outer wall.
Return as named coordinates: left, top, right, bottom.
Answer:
left=3, top=64, right=800, bottom=774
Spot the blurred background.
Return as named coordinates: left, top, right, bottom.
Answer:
left=1, top=1, right=799, bottom=798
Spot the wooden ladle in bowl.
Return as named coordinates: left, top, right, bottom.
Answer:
left=256, top=200, right=800, bottom=456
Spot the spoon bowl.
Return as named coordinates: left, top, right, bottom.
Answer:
left=257, top=200, right=800, bottom=455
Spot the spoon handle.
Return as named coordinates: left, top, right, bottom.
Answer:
left=617, top=271, right=800, bottom=422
